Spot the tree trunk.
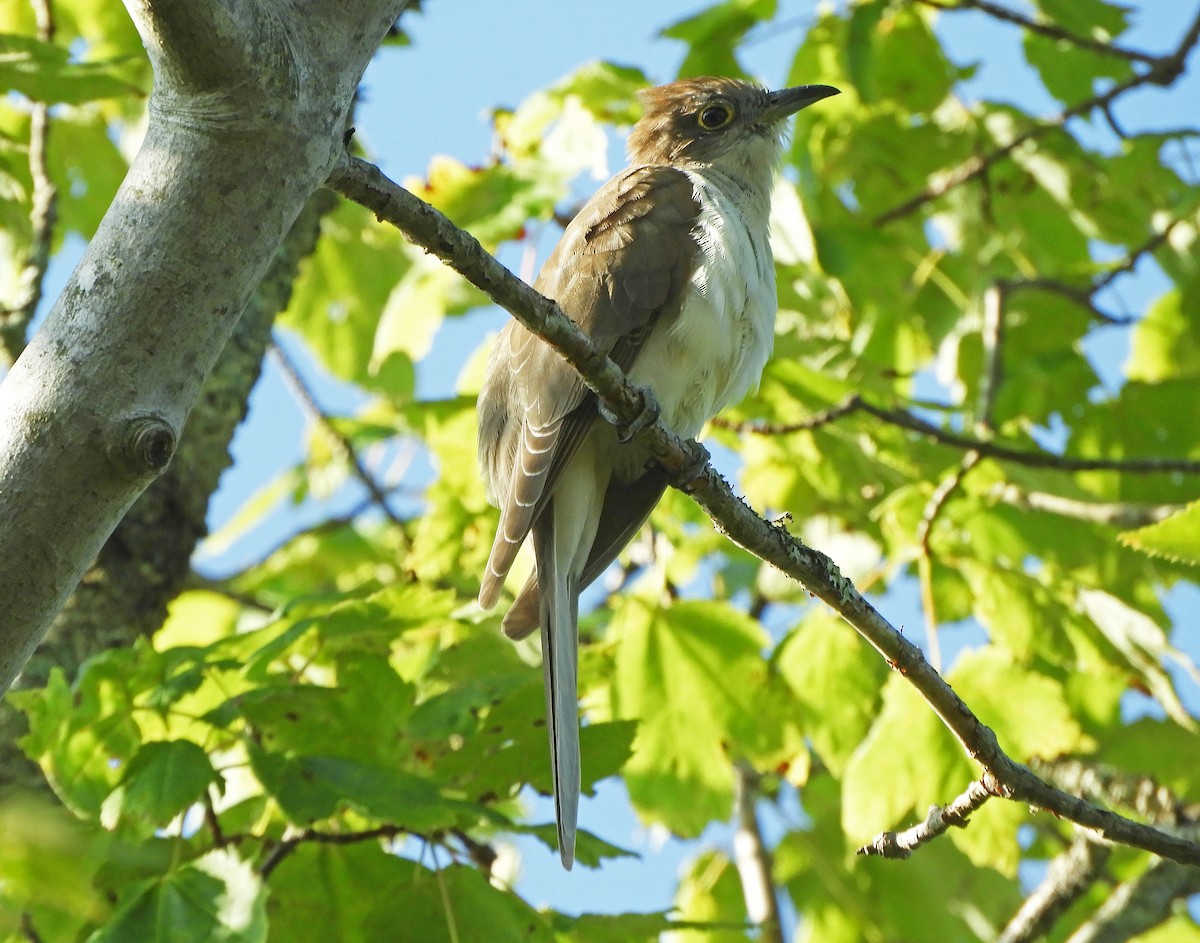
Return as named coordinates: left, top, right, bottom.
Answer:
left=0, top=0, right=406, bottom=694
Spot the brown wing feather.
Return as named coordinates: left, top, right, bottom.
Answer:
left=478, top=165, right=699, bottom=606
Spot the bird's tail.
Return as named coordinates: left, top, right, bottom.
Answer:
left=532, top=509, right=580, bottom=870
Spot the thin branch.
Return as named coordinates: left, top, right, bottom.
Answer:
left=258, top=824, right=405, bottom=878
left=997, top=833, right=1111, bottom=943
left=203, top=788, right=228, bottom=847
left=732, top=762, right=784, bottom=943
left=1065, top=851, right=1200, bottom=943
left=913, top=0, right=1159, bottom=65
left=978, top=283, right=1005, bottom=429
left=0, top=0, right=59, bottom=367
left=991, top=485, right=1189, bottom=529
left=450, top=829, right=499, bottom=875
left=330, top=155, right=1200, bottom=869
left=858, top=777, right=993, bottom=858
left=269, top=341, right=404, bottom=527
left=20, top=912, right=43, bottom=943
left=1092, top=218, right=1185, bottom=295
left=1033, top=758, right=1198, bottom=827
left=1003, top=278, right=1134, bottom=326
left=875, top=9, right=1200, bottom=226
left=710, top=397, right=861, bottom=435
left=726, top=394, right=1200, bottom=475
left=1003, top=214, right=1190, bottom=327
left=916, top=452, right=980, bottom=671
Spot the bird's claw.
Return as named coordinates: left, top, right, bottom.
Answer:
left=677, top=441, right=711, bottom=492
left=599, top=386, right=661, bottom=443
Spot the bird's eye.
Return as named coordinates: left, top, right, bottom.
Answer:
left=697, top=104, right=734, bottom=130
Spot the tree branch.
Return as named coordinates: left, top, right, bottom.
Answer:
left=875, top=9, right=1200, bottom=225
left=0, top=0, right=58, bottom=367
left=913, top=0, right=1159, bottom=65
left=1065, top=851, right=1200, bottom=943
left=858, top=776, right=992, bottom=858
left=0, top=0, right=408, bottom=694
left=997, top=833, right=1111, bottom=943
left=991, top=485, right=1188, bottom=529
left=732, top=762, right=784, bottom=943
left=269, top=341, right=404, bottom=527
left=258, top=824, right=405, bottom=878
left=722, top=395, right=1200, bottom=475
left=329, top=155, right=1200, bottom=869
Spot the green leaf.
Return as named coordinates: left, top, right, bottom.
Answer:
left=951, top=648, right=1085, bottom=761
left=672, top=850, right=749, bottom=943
left=662, top=0, right=777, bottom=79
left=14, top=660, right=144, bottom=819
left=1032, top=0, right=1130, bottom=40
left=1096, top=718, right=1200, bottom=800
left=775, top=609, right=887, bottom=775
left=248, top=747, right=474, bottom=831
left=104, top=740, right=220, bottom=828
left=849, top=5, right=956, bottom=111
left=267, top=846, right=555, bottom=943
left=561, top=911, right=678, bottom=943
left=0, top=34, right=141, bottom=104
left=280, top=200, right=414, bottom=391
left=610, top=598, right=772, bottom=836
left=88, top=849, right=266, bottom=943
left=959, top=561, right=1079, bottom=663
left=1022, top=31, right=1133, bottom=105
left=0, top=798, right=108, bottom=937
left=841, top=673, right=970, bottom=844
left=519, top=823, right=638, bottom=870
left=1075, top=588, right=1198, bottom=729
left=1126, top=287, right=1200, bottom=383
left=1121, top=499, right=1200, bottom=565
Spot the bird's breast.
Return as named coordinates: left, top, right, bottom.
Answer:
left=626, top=169, right=776, bottom=442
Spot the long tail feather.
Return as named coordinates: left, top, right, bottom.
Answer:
left=532, top=508, right=580, bottom=870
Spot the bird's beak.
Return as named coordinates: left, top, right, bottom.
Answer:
left=761, top=84, right=840, bottom=124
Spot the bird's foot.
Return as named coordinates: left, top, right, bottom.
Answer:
left=599, top=385, right=661, bottom=443
left=676, top=441, right=711, bottom=493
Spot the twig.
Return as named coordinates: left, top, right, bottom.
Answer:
left=203, top=788, right=228, bottom=847
left=732, top=763, right=784, bottom=943
left=875, top=9, right=1200, bottom=225
left=1092, top=219, right=1184, bottom=295
left=269, top=341, right=404, bottom=527
left=978, top=283, right=1005, bottom=430
left=916, top=453, right=979, bottom=671
left=0, top=0, right=59, bottom=367
left=710, top=397, right=861, bottom=435
left=991, top=485, right=1189, bottom=529
left=725, top=394, right=1200, bottom=475
left=1065, top=851, right=1200, bottom=943
left=1033, top=758, right=1197, bottom=827
left=19, top=912, right=44, bottom=943
left=258, top=824, right=406, bottom=877
left=329, top=155, right=1200, bottom=869
left=1003, top=278, right=1133, bottom=326
left=913, top=0, right=1158, bottom=65
left=1001, top=214, right=1192, bottom=326
left=451, top=829, right=499, bottom=875
left=858, top=776, right=993, bottom=858
left=997, top=833, right=1111, bottom=943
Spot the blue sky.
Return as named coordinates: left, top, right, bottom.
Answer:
left=181, top=0, right=1199, bottom=918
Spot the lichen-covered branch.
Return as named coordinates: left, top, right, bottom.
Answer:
left=330, top=155, right=1200, bottom=869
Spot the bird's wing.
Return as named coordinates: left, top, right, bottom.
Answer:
left=479, top=165, right=700, bottom=603
left=500, top=467, right=669, bottom=640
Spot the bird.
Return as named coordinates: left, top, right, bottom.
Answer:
left=476, top=76, right=838, bottom=869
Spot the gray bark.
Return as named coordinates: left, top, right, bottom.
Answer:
left=0, top=0, right=406, bottom=694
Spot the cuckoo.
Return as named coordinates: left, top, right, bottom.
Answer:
left=477, top=76, right=839, bottom=869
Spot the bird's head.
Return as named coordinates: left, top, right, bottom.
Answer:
left=627, top=77, right=838, bottom=191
